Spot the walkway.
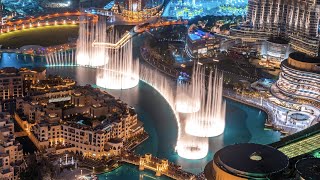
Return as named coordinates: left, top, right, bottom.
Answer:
left=92, top=19, right=187, bottom=50
left=122, top=153, right=195, bottom=180
left=1, top=12, right=98, bottom=34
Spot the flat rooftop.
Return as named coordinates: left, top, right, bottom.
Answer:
left=289, top=52, right=320, bottom=63
left=215, top=143, right=289, bottom=177
left=188, top=29, right=214, bottom=41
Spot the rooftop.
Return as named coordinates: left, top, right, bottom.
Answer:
left=289, top=52, right=320, bottom=64
left=188, top=29, right=214, bottom=41
left=215, top=143, right=289, bottom=178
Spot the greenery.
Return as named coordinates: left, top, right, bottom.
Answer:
left=20, top=155, right=57, bottom=180
left=0, top=25, right=79, bottom=49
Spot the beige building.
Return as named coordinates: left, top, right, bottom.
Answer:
left=0, top=67, right=46, bottom=112
left=0, top=112, right=24, bottom=180
left=15, top=86, right=144, bottom=159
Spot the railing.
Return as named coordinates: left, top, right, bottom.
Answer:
left=121, top=153, right=195, bottom=180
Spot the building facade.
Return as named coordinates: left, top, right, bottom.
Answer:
left=272, top=52, right=320, bottom=104
left=0, top=112, right=24, bottom=180
left=15, top=85, right=144, bottom=159
left=0, top=67, right=46, bottom=112
left=233, top=0, right=320, bottom=56
left=114, top=0, right=164, bottom=20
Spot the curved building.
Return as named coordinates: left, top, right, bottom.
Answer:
left=205, top=143, right=289, bottom=180
left=114, top=0, right=163, bottom=20
left=272, top=52, right=320, bottom=103
left=296, top=158, right=320, bottom=180
left=231, top=0, right=320, bottom=56
left=260, top=37, right=291, bottom=63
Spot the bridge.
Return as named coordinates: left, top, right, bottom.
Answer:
left=92, top=19, right=188, bottom=49
left=270, top=122, right=320, bottom=159
left=122, top=153, right=195, bottom=180
left=92, top=31, right=134, bottom=49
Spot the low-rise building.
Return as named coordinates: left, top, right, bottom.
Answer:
left=0, top=112, right=24, bottom=180
left=0, top=67, right=46, bottom=112
left=186, top=28, right=220, bottom=58
left=15, top=85, right=144, bottom=159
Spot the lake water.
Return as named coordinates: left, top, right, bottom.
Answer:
left=1, top=52, right=281, bottom=179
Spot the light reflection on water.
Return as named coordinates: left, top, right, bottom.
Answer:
left=0, top=53, right=281, bottom=176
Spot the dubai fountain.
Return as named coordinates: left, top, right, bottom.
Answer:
left=140, top=65, right=209, bottom=160
left=76, top=16, right=108, bottom=67
left=175, top=64, right=203, bottom=113
left=96, top=38, right=139, bottom=89
left=75, top=15, right=139, bottom=89
left=45, top=49, right=76, bottom=67
left=185, top=68, right=226, bottom=137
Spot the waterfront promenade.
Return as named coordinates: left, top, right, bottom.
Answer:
left=121, top=153, right=195, bottom=180
left=140, top=47, right=179, bottom=78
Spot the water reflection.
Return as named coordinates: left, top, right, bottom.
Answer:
left=0, top=54, right=281, bottom=175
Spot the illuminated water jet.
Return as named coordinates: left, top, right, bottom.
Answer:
left=185, top=68, right=226, bottom=137
left=140, top=65, right=181, bottom=141
left=140, top=65, right=209, bottom=159
left=45, top=49, right=76, bottom=67
left=76, top=17, right=108, bottom=67
left=176, top=134, right=208, bottom=160
left=175, top=65, right=203, bottom=113
left=96, top=39, right=139, bottom=89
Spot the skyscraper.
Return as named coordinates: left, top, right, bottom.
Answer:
left=233, top=0, right=320, bottom=56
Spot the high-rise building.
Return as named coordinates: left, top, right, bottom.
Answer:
left=114, top=0, right=164, bottom=20
left=0, top=2, right=3, bottom=26
left=232, top=0, right=320, bottom=56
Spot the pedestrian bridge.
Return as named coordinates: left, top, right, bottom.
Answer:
left=92, top=19, right=188, bottom=50
left=92, top=31, right=134, bottom=49
left=122, top=153, right=195, bottom=180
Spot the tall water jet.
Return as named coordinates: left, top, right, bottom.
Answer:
left=176, top=133, right=208, bottom=160
left=185, top=68, right=226, bottom=137
left=140, top=65, right=181, bottom=141
left=140, top=65, right=209, bottom=160
left=175, top=65, right=203, bottom=113
left=45, top=49, right=76, bottom=67
left=76, top=16, right=108, bottom=67
left=96, top=38, right=139, bottom=89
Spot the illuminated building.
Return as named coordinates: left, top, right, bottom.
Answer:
left=0, top=67, right=46, bottom=112
left=205, top=143, right=289, bottom=180
left=272, top=52, right=320, bottom=104
left=163, top=0, right=247, bottom=19
left=0, top=3, right=3, bottom=26
left=0, top=68, right=23, bottom=112
left=186, top=28, right=219, bottom=58
left=232, top=0, right=320, bottom=56
left=0, top=112, right=24, bottom=180
left=260, top=37, right=292, bottom=63
left=114, top=0, right=164, bottom=20
left=15, top=85, right=144, bottom=158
